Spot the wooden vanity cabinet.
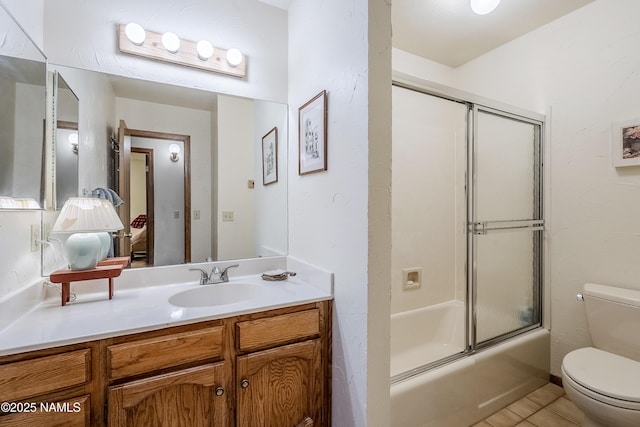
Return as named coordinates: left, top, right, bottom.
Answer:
left=235, top=306, right=329, bottom=427
left=0, top=342, right=98, bottom=426
left=107, top=362, right=228, bottom=427
left=104, top=320, right=229, bottom=427
left=0, top=300, right=331, bottom=427
left=236, top=339, right=322, bottom=427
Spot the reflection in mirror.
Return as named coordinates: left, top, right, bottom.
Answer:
left=54, top=72, right=79, bottom=209
left=50, top=64, right=288, bottom=268
left=0, top=4, right=47, bottom=209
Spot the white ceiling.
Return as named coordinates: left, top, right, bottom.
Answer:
left=393, top=0, right=595, bottom=67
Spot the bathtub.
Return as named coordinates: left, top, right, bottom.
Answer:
left=390, top=301, right=549, bottom=427
left=391, top=300, right=466, bottom=377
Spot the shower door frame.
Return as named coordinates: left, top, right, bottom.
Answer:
left=391, top=77, right=545, bottom=384
left=467, top=104, right=545, bottom=352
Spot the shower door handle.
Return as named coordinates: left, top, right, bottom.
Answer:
left=469, top=220, right=544, bottom=235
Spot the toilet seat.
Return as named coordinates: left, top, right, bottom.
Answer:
left=562, top=347, right=640, bottom=410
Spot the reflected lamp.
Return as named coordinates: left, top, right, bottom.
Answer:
left=51, top=197, right=124, bottom=270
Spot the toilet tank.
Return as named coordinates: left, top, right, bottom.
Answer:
left=583, top=283, right=640, bottom=362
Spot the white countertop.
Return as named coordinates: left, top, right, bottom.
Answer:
left=0, top=257, right=333, bottom=356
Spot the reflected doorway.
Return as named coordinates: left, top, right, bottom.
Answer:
left=117, top=120, right=191, bottom=266
left=130, top=148, right=154, bottom=267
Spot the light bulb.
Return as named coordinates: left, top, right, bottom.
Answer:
left=169, top=143, right=180, bottom=162
left=226, top=48, right=243, bottom=67
left=125, top=23, right=146, bottom=45
left=470, top=0, right=501, bottom=15
left=161, top=32, right=181, bottom=53
left=196, top=40, right=214, bottom=60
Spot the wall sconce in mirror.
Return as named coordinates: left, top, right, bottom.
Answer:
left=51, top=197, right=124, bottom=271
left=68, top=132, right=79, bottom=154
left=169, top=143, right=181, bottom=162
left=119, top=23, right=247, bottom=78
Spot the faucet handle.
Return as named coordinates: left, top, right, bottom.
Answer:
left=220, top=264, right=240, bottom=282
left=189, top=268, right=209, bottom=285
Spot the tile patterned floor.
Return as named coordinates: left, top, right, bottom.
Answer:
left=473, top=383, right=585, bottom=427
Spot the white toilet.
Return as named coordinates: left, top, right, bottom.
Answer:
left=561, top=283, right=640, bottom=427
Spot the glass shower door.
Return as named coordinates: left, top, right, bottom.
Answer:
left=469, top=107, right=543, bottom=347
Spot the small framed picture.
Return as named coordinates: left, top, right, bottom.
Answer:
left=613, top=118, right=640, bottom=167
left=298, top=90, right=327, bottom=175
left=262, top=127, right=278, bottom=185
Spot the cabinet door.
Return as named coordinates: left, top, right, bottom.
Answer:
left=237, top=339, right=322, bottom=427
left=0, top=395, right=90, bottom=427
left=107, top=363, right=227, bottom=427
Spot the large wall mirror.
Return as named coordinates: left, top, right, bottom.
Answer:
left=49, top=64, right=288, bottom=268
left=0, top=4, right=47, bottom=209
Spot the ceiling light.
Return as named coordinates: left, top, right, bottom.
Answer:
left=161, top=32, right=181, bottom=53
left=226, top=48, right=243, bottom=67
left=196, top=40, right=214, bottom=60
left=470, top=0, right=501, bottom=15
left=124, top=22, right=146, bottom=45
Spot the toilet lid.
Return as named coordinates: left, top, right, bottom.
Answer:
left=562, top=347, right=640, bottom=403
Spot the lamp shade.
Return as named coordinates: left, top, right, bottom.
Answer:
left=52, top=197, right=124, bottom=233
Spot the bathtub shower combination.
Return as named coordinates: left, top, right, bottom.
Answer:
left=390, top=77, right=549, bottom=426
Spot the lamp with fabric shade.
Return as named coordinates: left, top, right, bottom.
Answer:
left=52, top=197, right=124, bottom=270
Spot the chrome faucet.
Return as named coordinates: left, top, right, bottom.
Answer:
left=189, top=264, right=239, bottom=285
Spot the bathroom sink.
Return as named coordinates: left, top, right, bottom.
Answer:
left=169, top=282, right=267, bottom=308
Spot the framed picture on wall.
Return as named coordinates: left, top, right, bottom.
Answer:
left=262, top=127, right=278, bottom=185
left=298, top=90, right=327, bottom=175
left=613, top=117, right=640, bottom=167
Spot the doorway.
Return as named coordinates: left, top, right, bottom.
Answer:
left=129, top=148, right=154, bottom=267
left=117, top=121, right=191, bottom=266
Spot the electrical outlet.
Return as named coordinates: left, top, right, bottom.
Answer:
left=193, top=210, right=200, bottom=220
left=31, top=224, right=40, bottom=252
left=173, top=210, right=180, bottom=219
left=222, top=211, right=234, bottom=222
left=402, top=267, right=422, bottom=290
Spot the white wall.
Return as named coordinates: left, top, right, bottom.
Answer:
left=1, top=0, right=44, bottom=51
left=12, top=83, right=44, bottom=198
left=217, top=95, right=256, bottom=260
left=43, top=0, right=288, bottom=103
left=453, top=0, right=640, bottom=377
left=288, top=0, right=391, bottom=425
left=391, top=86, right=466, bottom=314
left=116, top=97, right=212, bottom=263
left=254, top=100, right=288, bottom=257
left=129, top=153, right=147, bottom=219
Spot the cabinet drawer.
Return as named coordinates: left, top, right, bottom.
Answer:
left=108, top=326, right=224, bottom=380
left=236, top=309, right=320, bottom=352
left=0, top=395, right=90, bottom=427
left=0, top=349, right=90, bottom=402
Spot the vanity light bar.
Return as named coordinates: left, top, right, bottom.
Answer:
left=118, top=24, right=246, bottom=78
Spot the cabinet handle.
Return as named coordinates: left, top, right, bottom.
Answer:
left=215, top=387, right=225, bottom=396
left=240, top=379, right=250, bottom=389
